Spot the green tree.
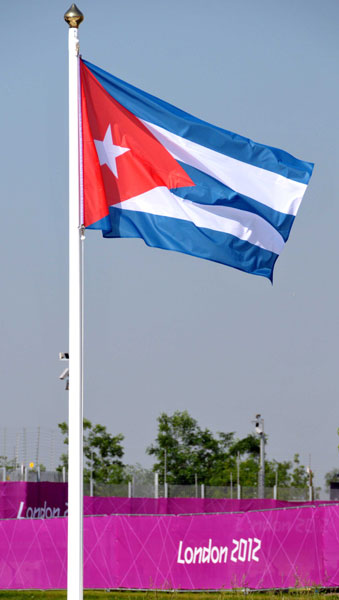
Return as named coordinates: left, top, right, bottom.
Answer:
left=210, top=434, right=292, bottom=488
left=208, top=434, right=260, bottom=486
left=264, top=459, right=292, bottom=488
left=212, top=448, right=308, bottom=488
left=147, top=410, right=310, bottom=489
left=146, top=410, right=232, bottom=485
left=124, top=463, right=154, bottom=485
left=0, top=456, right=17, bottom=471
left=58, top=419, right=125, bottom=484
left=289, top=453, right=309, bottom=487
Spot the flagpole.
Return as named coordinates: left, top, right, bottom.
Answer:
left=64, top=5, right=84, bottom=600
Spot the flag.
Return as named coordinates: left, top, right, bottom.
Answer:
left=80, top=58, right=313, bottom=280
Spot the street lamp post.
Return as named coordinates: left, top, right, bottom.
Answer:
left=254, top=414, right=265, bottom=499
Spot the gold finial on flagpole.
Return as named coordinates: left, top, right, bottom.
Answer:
left=64, top=4, right=84, bottom=28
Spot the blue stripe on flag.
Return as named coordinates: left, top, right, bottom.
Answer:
left=101, top=207, right=278, bottom=280
left=171, top=162, right=295, bottom=242
left=87, top=215, right=112, bottom=231
left=83, top=59, right=313, bottom=185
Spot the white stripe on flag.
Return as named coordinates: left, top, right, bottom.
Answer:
left=142, top=120, right=307, bottom=217
left=111, top=187, right=285, bottom=255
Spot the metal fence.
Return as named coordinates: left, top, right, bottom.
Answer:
left=82, top=479, right=330, bottom=501
left=83, top=482, right=128, bottom=497
left=0, top=426, right=65, bottom=471
left=0, top=466, right=331, bottom=502
left=2, top=467, right=66, bottom=483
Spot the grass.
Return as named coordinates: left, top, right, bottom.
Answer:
left=0, top=591, right=338, bottom=600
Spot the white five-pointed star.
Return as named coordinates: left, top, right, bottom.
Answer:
left=94, top=124, right=130, bottom=178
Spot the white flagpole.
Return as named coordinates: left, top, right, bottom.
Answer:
left=64, top=5, right=84, bottom=600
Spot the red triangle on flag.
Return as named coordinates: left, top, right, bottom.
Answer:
left=80, top=61, right=194, bottom=228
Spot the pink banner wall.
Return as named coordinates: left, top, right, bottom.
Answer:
left=0, top=483, right=68, bottom=520
left=84, top=496, right=305, bottom=516
left=0, top=482, right=315, bottom=520
left=0, top=505, right=338, bottom=590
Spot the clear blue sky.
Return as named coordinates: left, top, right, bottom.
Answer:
left=1, top=0, right=338, bottom=486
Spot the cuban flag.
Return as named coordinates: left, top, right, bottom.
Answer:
left=80, top=59, right=313, bottom=281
